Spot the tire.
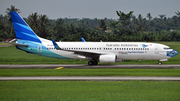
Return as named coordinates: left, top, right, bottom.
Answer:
left=88, top=61, right=93, bottom=66
left=93, top=60, right=98, bottom=65
left=158, top=62, right=162, bottom=65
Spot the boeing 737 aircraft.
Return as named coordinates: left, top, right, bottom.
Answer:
left=10, top=11, right=178, bottom=65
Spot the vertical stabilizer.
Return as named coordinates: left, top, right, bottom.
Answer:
left=10, top=11, right=41, bottom=43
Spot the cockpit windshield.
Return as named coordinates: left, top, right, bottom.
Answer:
left=164, top=47, right=171, bottom=50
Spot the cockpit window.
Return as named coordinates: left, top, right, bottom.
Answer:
left=164, top=47, right=171, bottom=50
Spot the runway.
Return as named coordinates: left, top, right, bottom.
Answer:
left=0, top=64, right=180, bottom=69
left=0, top=76, right=180, bottom=81
left=1, top=65, right=180, bottom=81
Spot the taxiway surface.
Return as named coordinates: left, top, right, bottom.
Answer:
left=0, top=76, right=180, bottom=81
left=0, top=64, right=180, bottom=69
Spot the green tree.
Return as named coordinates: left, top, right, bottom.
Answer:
left=132, top=16, right=138, bottom=31
left=137, top=14, right=143, bottom=32
left=5, top=5, right=21, bottom=37
left=28, top=12, right=39, bottom=34
left=0, top=15, right=8, bottom=40
left=95, top=18, right=108, bottom=41
left=175, top=11, right=180, bottom=17
left=172, top=15, right=178, bottom=29
left=116, top=11, right=134, bottom=28
left=77, top=20, right=89, bottom=40
left=146, top=13, right=152, bottom=31
left=53, top=18, right=67, bottom=41
left=39, top=14, right=50, bottom=38
left=110, top=21, right=118, bottom=40
left=175, top=11, right=180, bottom=29
left=158, top=14, right=166, bottom=30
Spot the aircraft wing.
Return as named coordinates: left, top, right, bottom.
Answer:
left=68, top=50, right=101, bottom=58
left=51, top=38, right=102, bottom=58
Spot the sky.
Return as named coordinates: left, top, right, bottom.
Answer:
left=0, top=0, right=180, bottom=19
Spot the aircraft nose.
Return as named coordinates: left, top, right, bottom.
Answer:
left=174, top=50, right=178, bottom=56
left=167, top=50, right=178, bottom=57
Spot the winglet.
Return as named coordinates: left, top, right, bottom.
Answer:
left=51, top=38, right=61, bottom=50
left=81, top=37, right=86, bottom=42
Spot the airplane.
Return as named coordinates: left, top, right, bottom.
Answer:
left=10, top=11, right=178, bottom=65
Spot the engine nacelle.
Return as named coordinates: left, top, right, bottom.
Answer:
left=99, top=55, right=117, bottom=63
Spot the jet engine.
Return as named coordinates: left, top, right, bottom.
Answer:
left=99, top=55, right=117, bottom=63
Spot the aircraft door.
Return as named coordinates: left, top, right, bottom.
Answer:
left=155, top=45, right=158, bottom=54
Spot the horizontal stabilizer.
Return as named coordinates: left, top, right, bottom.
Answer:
left=9, top=43, right=29, bottom=47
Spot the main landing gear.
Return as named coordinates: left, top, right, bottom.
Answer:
left=88, top=60, right=98, bottom=66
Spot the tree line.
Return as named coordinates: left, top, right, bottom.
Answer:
left=0, top=5, right=180, bottom=42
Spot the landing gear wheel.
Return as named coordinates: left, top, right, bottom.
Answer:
left=159, top=62, right=162, bottom=65
left=88, top=60, right=98, bottom=66
left=88, top=61, right=93, bottom=66
left=92, top=60, right=98, bottom=65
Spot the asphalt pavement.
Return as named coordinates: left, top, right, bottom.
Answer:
left=0, top=76, right=180, bottom=81
left=0, top=64, right=180, bottom=69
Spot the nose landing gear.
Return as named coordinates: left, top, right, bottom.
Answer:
left=158, top=62, right=162, bottom=65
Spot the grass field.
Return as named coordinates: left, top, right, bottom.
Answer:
left=0, top=69, right=180, bottom=76
left=0, top=42, right=180, bottom=101
left=0, top=42, right=180, bottom=64
left=0, top=81, right=180, bottom=101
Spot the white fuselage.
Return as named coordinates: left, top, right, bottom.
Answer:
left=41, top=41, right=173, bottom=61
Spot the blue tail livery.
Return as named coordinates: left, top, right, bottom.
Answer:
left=81, top=37, right=86, bottom=42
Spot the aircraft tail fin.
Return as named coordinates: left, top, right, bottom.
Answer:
left=10, top=11, right=41, bottom=43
